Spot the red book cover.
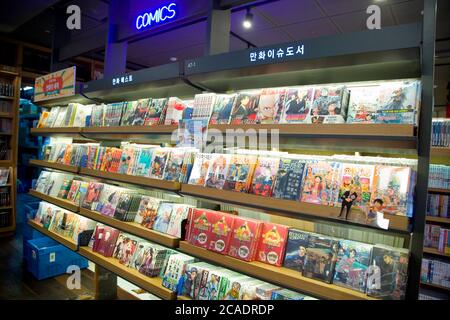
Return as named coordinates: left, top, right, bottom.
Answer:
left=92, top=225, right=105, bottom=253
left=209, top=212, right=235, bottom=254
left=256, top=222, right=289, bottom=266
left=188, top=209, right=214, bottom=249
left=228, top=216, right=263, bottom=262
left=97, top=226, right=119, bottom=257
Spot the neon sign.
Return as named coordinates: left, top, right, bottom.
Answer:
left=135, top=2, right=177, bottom=31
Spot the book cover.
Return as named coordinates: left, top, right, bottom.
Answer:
left=149, top=148, right=171, bottom=180
left=113, top=192, right=134, bottom=221
left=310, top=86, right=349, bottom=124
left=164, top=97, right=187, bottom=125
left=152, top=202, right=174, bottom=234
left=230, top=91, right=260, bottom=124
left=145, top=98, right=168, bottom=125
left=134, top=147, right=154, bottom=176
left=66, top=180, right=81, bottom=203
left=337, top=163, right=375, bottom=208
left=118, top=145, right=137, bottom=175
left=120, top=101, right=138, bottom=126
left=223, top=154, right=258, bottom=192
left=166, top=204, right=191, bottom=238
left=283, top=229, right=310, bottom=273
left=227, top=217, right=262, bottom=262
left=257, top=88, right=286, bottom=124
left=300, top=161, right=336, bottom=205
left=272, top=157, right=306, bottom=200
left=209, top=94, right=236, bottom=125
left=208, top=212, right=234, bottom=254
left=205, top=154, right=231, bottom=189
left=81, top=182, right=104, bottom=210
left=188, top=209, right=215, bottom=249
left=94, top=184, right=116, bottom=213
left=136, top=196, right=161, bottom=228
left=97, top=226, right=120, bottom=257
left=250, top=156, right=280, bottom=197
left=303, top=234, right=339, bottom=283
left=100, top=189, right=123, bottom=217
left=188, top=153, right=213, bottom=186
left=163, top=148, right=185, bottom=182
left=137, top=244, right=169, bottom=277
left=56, top=178, right=73, bottom=199
left=256, top=222, right=289, bottom=266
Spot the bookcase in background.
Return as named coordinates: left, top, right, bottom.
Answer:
left=0, top=65, right=20, bottom=235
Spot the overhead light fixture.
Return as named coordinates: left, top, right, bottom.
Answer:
left=243, top=8, right=253, bottom=29
left=22, top=86, right=33, bottom=91
left=169, top=57, right=177, bottom=62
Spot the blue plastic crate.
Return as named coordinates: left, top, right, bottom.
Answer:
left=23, top=223, right=46, bottom=263
left=25, top=237, right=88, bottom=280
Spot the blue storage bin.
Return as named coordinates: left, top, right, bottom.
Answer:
left=25, top=237, right=88, bottom=280
left=22, top=223, right=46, bottom=263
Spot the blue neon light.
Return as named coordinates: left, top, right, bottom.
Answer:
left=135, top=2, right=177, bottom=31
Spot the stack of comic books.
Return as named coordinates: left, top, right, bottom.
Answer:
left=432, top=118, right=450, bottom=147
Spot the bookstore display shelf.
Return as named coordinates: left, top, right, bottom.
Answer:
left=0, top=95, right=14, bottom=100
left=423, top=247, right=450, bottom=258
left=420, top=282, right=450, bottom=292
left=30, top=127, right=83, bottom=138
left=428, top=188, right=450, bottom=195
left=79, top=168, right=181, bottom=191
left=178, top=241, right=375, bottom=300
left=430, top=147, right=450, bottom=157
left=29, top=189, right=79, bottom=212
left=425, top=216, right=450, bottom=224
left=78, top=246, right=176, bottom=300
left=0, top=206, right=12, bottom=210
left=0, top=112, right=13, bottom=118
left=177, top=295, right=191, bottom=300
left=29, top=159, right=79, bottom=173
left=28, top=219, right=78, bottom=251
left=180, top=184, right=410, bottom=233
left=81, top=125, right=179, bottom=142
left=78, top=207, right=179, bottom=248
left=0, top=161, right=13, bottom=167
left=0, top=69, right=19, bottom=77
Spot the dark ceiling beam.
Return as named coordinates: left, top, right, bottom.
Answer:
left=220, top=0, right=280, bottom=11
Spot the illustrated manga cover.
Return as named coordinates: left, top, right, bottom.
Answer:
left=57, top=179, right=73, bottom=199
left=257, top=88, right=286, bottom=124
left=74, top=181, right=89, bottom=205
left=131, top=242, right=152, bottom=270
left=229, top=91, right=261, bottom=124
left=303, top=234, right=340, bottom=283
left=300, top=161, right=336, bottom=205
left=137, top=244, right=169, bottom=277
left=162, top=253, right=196, bottom=292
left=90, top=104, right=105, bottom=127
left=149, top=148, right=170, bottom=180
left=254, top=283, right=281, bottom=300
left=134, top=147, right=154, bottom=177
left=310, top=86, right=349, bottom=124
left=199, top=269, right=226, bottom=300
left=130, top=99, right=151, bottom=126
left=166, top=204, right=191, bottom=238
left=177, top=119, right=208, bottom=149
left=81, top=182, right=104, bottom=209
left=100, top=189, right=123, bottom=217
left=283, top=229, right=310, bottom=273
left=223, top=154, right=258, bottom=192
left=205, top=154, right=231, bottom=189
left=366, top=246, right=409, bottom=300
left=97, top=226, right=120, bottom=257
left=209, top=94, right=236, bottom=125
left=222, top=276, right=252, bottom=300
left=346, top=80, right=421, bottom=125
left=145, top=98, right=168, bottom=125
left=188, top=153, right=213, bottom=186
left=371, top=166, right=412, bottom=217
left=163, top=148, right=186, bottom=182
left=333, top=240, right=373, bottom=293
left=271, top=289, right=311, bottom=300
left=135, top=196, right=161, bottom=227
left=240, top=280, right=266, bottom=300
left=208, top=212, right=234, bottom=254
left=113, top=192, right=134, bottom=221
left=152, top=203, right=174, bottom=234
left=192, top=93, right=216, bottom=121
left=94, top=184, right=117, bottom=213
left=256, top=222, right=289, bottom=266
left=118, top=145, right=137, bottom=175
left=250, top=156, right=280, bottom=197
left=228, top=217, right=262, bottom=262
left=164, top=97, right=188, bottom=125
left=66, top=180, right=81, bottom=203
left=188, top=209, right=214, bottom=249
left=337, top=163, right=375, bottom=208
left=272, top=157, right=306, bottom=200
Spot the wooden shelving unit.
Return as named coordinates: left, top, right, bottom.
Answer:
left=181, top=184, right=410, bottom=233
left=425, top=216, right=450, bottom=224
left=78, top=208, right=179, bottom=248
left=28, top=219, right=79, bottom=251
left=78, top=247, right=176, bottom=300
left=430, top=147, right=450, bottom=157
left=178, top=241, right=376, bottom=300
left=423, top=247, right=450, bottom=258
left=29, top=189, right=80, bottom=212
left=428, top=188, right=450, bottom=195
left=29, top=159, right=79, bottom=173
left=420, top=282, right=450, bottom=292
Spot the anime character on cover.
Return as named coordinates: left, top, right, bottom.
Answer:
left=230, top=93, right=260, bottom=124
left=283, top=88, right=313, bottom=123
left=205, top=155, right=229, bottom=189
left=301, top=162, right=335, bottom=205
left=311, top=87, right=342, bottom=115
left=183, top=267, right=198, bottom=297
left=138, top=247, right=154, bottom=275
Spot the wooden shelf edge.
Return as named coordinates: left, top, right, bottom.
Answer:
left=428, top=188, right=450, bottom=195
left=31, top=127, right=82, bottom=135
left=29, top=159, right=79, bottom=173
left=425, top=216, right=450, bottom=224
left=420, top=282, right=450, bottom=292
left=79, top=168, right=181, bottom=191
left=78, top=246, right=176, bottom=300
left=178, top=241, right=376, bottom=300
left=78, top=207, right=179, bottom=248
left=423, top=247, right=450, bottom=258
left=431, top=147, right=450, bottom=157
left=28, top=219, right=78, bottom=251
left=82, top=125, right=178, bottom=134
left=29, top=190, right=80, bottom=213
left=180, top=184, right=410, bottom=233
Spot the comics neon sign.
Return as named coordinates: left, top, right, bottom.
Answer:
left=135, top=2, right=177, bottom=31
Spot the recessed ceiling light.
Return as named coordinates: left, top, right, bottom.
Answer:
left=170, top=57, right=177, bottom=62
left=243, top=8, right=253, bottom=29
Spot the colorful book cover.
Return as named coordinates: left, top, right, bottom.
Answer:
left=166, top=204, right=191, bottom=238
left=366, top=246, right=409, bottom=300
left=113, top=192, right=133, bottom=221
left=205, top=154, right=231, bottom=189
left=164, top=97, right=187, bottom=125
left=188, top=209, right=215, bottom=249
left=120, top=101, right=138, bottom=126
left=223, top=154, right=258, bottom=193
left=145, top=98, right=168, bottom=125
left=100, top=189, right=123, bottom=217
left=133, top=147, right=154, bottom=176
left=257, top=88, right=286, bottom=124
left=271, top=289, right=311, bottom=300
left=74, top=181, right=89, bottom=205
left=208, top=212, right=234, bottom=254
left=272, top=157, right=306, bottom=200
left=333, top=240, right=373, bottom=293
left=229, top=91, right=260, bottom=124
left=303, top=234, right=339, bottom=283
left=118, top=145, right=137, bottom=175
left=163, top=148, right=185, bottom=182
left=97, top=227, right=120, bottom=257
left=209, top=94, right=236, bottom=125
left=149, top=148, right=170, bottom=180
left=135, top=196, right=161, bottom=228
left=81, top=182, right=104, bottom=209
left=256, top=222, right=289, bottom=266
left=94, top=184, right=116, bottom=213
left=337, top=163, right=375, bottom=208
left=188, top=153, right=213, bottom=186
left=283, top=229, right=310, bottom=273
left=152, top=202, right=174, bottom=234
left=301, top=161, right=336, bottom=205
left=56, top=178, right=73, bottom=199
left=137, top=244, right=169, bottom=277
left=250, top=156, right=280, bottom=197
left=227, top=217, right=262, bottom=262
left=310, top=86, right=349, bottom=124
left=66, top=180, right=81, bottom=203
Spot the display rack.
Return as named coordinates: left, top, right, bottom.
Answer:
left=29, top=2, right=437, bottom=300
left=27, top=219, right=78, bottom=250
left=0, top=65, right=20, bottom=235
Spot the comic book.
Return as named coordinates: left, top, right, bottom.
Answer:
left=120, top=101, right=138, bottom=126
left=37, top=111, right=50, bottom=128
left=257, top=88, right=286, bottom=124
left=303, top=234, right=339, bottom=283
left=149, top=148, right=171, bottom=180
left=223, top=154, right=258, bottom=193
left=371, top=165, right=412, bottom=217
left=272, top=157, right=306, bottom=200
left=136, top=243, right=170, bottom=277
left=113, top=192, right=134, bottom=221
left=250, top=156, right=280, bottom=197
left=205, top=154, right=231, bottom=189
left=97, top=226, right=120, bottom=257
left=100, top=189, right=123, bottom=217
left=94, top=184, right=117, bottom=213
left=72, top=104, right=92, bottom=127
left=164, top=97, right=188, bottom=125
left=346, top=80, right=421, bottom=125
left=271, top=289, right=313, bottom=300
left=254, top=283, right=281, bottom=300
left=283, top=229, right=310, bottom=273
left=118, top=145, right=137, bottom=175
left=208, top=212, right=234, bottom=254
left=366, top=245, right=409, bottom=300
left=336, top=163, right=375, bottom=208
left=227, top=216, right=263, bottom=262
left=104, top=102, right=124, bottom=127
left=90, top=104, right=105, bottom=127
left=166, top=204, right=192, bottom=238
left=144, top=98, right=168, bottom=125
left=133, top=147, right=154, bottom=177
left=300, top=161, right=337, bottom=205
left=310, top=86, right=350, bottom=124
left=163, top=148, right=186, bottom=182
left=229, top=91, right=260, bottom=124
left=135, top=196, right=161, bottom=227
left=188, top=153, right=213, bottom=186
left=45, top=107, right=60, bottom=127
left=57, top=178, right=73, bottom=199
left=187, top=209, right=215, bottom=249
left=81, top=182, right=104, bottom=209
left=152, top=203, right=174, bottom=234
left=74, top=181, right=89, bottom=205
left=256, top=222, right=289, bottom=266
left=53, top=108, right=67, bottom=127
left=162, top=253, right=196, bottom=292
left=66, top=180, right=81, bottom=203
left=209, top=94, right=236, bottom=125
left=333, top=239, right=373, bottom=293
